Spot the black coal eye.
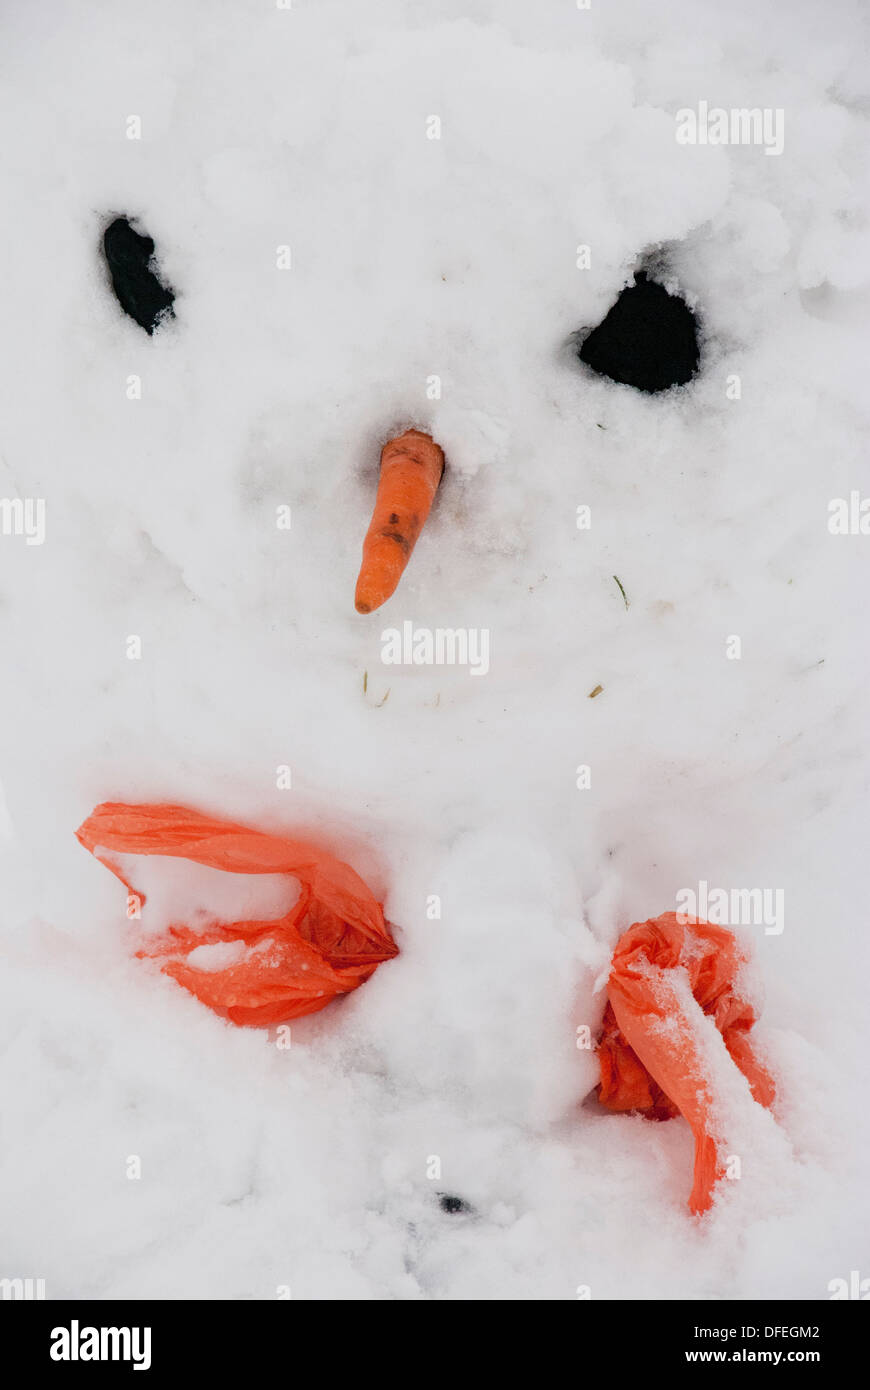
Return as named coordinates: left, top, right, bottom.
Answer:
left=102, top=216, right=175, bottom=335
left=438, top=1193, right=473, bottom=1214
left=576, top=271, right=699, bottom=393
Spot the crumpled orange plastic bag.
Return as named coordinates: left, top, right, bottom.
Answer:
left=597, top=912, right=775, bottom=1214
left=76, top=802, right=399, bottom=1026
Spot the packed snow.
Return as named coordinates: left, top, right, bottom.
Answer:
left=1, top=0, right=868, bottom=1300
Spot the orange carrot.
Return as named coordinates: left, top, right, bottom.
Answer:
left=354, top=429, right=445, bottom=613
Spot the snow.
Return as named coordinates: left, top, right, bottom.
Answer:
left=109, top=853, right=302, bottom=936
left=1, top=0, right=868, bottom=1300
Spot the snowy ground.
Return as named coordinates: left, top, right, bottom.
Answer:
left=1, top=0, right=868, bottom=1299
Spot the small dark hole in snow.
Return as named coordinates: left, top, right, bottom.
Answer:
left=577, top=272, right=699, bottom=393
left=103, top=216, right=175, bottom=335
left=438, top=1193, right=472, bottom=1215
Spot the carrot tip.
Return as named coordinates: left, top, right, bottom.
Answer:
left=355, top=579, right=390, bottom=614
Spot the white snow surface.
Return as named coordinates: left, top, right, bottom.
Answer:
left=1, top=0, right=868, bottom=1299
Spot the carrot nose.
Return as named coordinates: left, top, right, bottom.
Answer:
left=354, top=429, right=444, bottom=614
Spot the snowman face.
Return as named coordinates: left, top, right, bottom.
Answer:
left=2, top=0, right=866, bottom=1300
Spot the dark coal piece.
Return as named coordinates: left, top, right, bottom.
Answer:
left=103, top=217, right=175, bottom=334
left=438, top=1193, right=472, bottom=1215
left=578, top=272, right=699, bottom=392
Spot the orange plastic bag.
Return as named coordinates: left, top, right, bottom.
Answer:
left=76, top=802, right=399, bottom=1026
left=597, top=912, right=775, bottom=1214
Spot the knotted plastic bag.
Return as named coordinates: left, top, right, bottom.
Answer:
left=76, top=802, right=398, bottom=1026
left=597, top=912, right=775, bottom=1214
